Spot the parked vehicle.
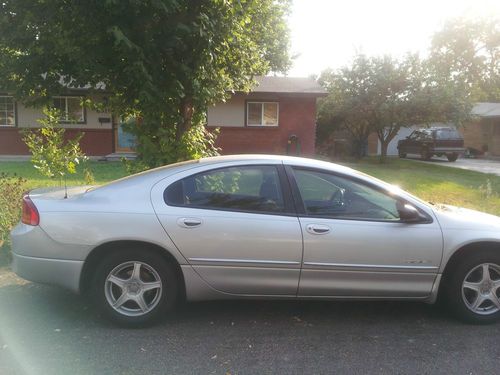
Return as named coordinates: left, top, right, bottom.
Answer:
left=397, top=127, right=465, bottom=161
left=11, top=155, right=500, bottom=326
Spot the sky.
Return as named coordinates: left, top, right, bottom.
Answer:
left=288, top=0, right=500, bottom=76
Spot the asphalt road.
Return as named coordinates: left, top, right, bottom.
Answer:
left=1, top=269, right=499, bottom=375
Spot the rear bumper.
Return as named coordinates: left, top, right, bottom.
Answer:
left=12, top=253, right=83, bottom=293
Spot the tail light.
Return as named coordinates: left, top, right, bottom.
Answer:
left=22, top=194, right=40, bottom=226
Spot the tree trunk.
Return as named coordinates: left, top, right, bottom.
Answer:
left=176, top=96, right=194, bottom=141
left=379, top=140, right=389, bottom=163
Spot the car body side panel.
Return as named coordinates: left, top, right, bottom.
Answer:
left=153, top=208, right=303, bottom=295
left=150, top=160, right=303, bottom=296
left=28, top=212, right=188, bottom=265
left=299, top=269, right=438, bottom=297
left=297, top=218, right=443, bottom=297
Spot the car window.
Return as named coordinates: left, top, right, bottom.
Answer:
left=293, top=168, right=400, bottom=221
left=164, top=165, right=285, bottom=214
left=408, top=131, right=418, bottom=140
left=416, top=130, right=431, bottom=141
left=434, top=129, right=462, bottom=140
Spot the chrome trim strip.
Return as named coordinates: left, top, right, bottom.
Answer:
left=188, top=257, right=300, bottom=265
left=303, top=262, right=438, bottom=270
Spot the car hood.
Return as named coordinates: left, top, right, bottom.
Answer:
left=432, top=204, right=500, bottom=232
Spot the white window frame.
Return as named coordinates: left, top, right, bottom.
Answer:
left=0, top=95, right=16, bottom=127
left=246, top=101, right=279, bottom=127
left=53, top=96, right=85, bottom=123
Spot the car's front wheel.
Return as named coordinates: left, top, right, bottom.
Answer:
left=447, top=153, right=458, bottom=162
left=446, top=252, right=500, bottom=324
left=398, top=149, right=407, bottom=158
left=92, top=249, right=178, bottom=327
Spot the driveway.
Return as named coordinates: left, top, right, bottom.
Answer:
left=407, top=156, right=500, bottom=176
left=1, top=268, right=500, bottom=375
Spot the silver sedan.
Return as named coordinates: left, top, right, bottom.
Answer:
left=11, top=155, right=500, bottom=326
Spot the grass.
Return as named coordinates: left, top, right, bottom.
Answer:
left=340, top=158, right=500, bottom=216
left=0, top=157, right=499, bottom=216
left=0, top=161, right=129, bottom=189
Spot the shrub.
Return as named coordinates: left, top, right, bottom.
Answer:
left=0, top=173, right=27, bottom=263
left=123, top=116, right=220, bottom=169
left=22, top=107, right=92, bottom=194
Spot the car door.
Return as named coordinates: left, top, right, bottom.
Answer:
left=286, top=166, right=443, bottom=298
left=151, top=163, right=303, bottom=296
left=404, top=131, right=419, bottom=154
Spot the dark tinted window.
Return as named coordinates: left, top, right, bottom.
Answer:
left=434, top=129, right=463, bottom=140
left=165, top=166, right=285, bottom=213
left=293, top=168, right=400, bottom=221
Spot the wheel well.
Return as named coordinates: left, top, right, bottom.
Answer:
left=438, top=241, right=500, bottom=297
left=80, top=240, right=186, bottom=300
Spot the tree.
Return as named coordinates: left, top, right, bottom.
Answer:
left=317, top=55, right=374, bottom=158
left=429, top=17, right=500, bottom=102
left=317, top=54, right=472, bottom=161
left=0, top=0, right=291, bottom=166
left=22, top=107, right=91, bottom=197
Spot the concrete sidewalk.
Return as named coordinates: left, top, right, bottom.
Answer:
left=413, top=157, right=500, bottom=176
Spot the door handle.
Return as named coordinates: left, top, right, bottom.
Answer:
left=306, top=224, right=331, bottom=235
left=177, top=218, right=202, bottom=228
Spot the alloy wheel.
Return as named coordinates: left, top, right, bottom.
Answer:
left=461, top=263, right=500, bottom=315
left=104, top=261, right=163, bottom=317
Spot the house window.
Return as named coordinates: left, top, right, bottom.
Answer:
left=0, top=96, right=16, bottom=127
left=53, top=96, right=85, bottom=123
left=247, top=102, right=279, bottom=127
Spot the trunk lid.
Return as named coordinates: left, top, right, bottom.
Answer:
left=29, top=186, right=94, bottom=200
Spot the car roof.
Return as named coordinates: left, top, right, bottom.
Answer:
left=93, top=154, right=356, bottom=192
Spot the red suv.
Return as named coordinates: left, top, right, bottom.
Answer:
left=397, top=127, right=465, bottom=162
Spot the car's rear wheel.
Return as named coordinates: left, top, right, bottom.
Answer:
left=92, top=249, right=178, bottom=327
left=398, top=149, right=407, bottom=158
left=447, top=153, right=458, bottom=162
left=445, top=252, right=500, bottom=324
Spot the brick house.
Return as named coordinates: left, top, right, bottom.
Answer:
left=461, top=103, right=500, bottom=157
left=207, top=76, right=326, bottom=156
left=0, top=93, right=114, bottom=156
left=0, top=76, right=326, bottom=158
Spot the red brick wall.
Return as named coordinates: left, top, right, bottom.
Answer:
left=0, top=128, right=113, bottom=156
left=208, top=96, right=317, bottom=157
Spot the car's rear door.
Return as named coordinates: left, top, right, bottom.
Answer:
left=151, top=162, right=303, bottom=296
left=286, top=166, right=443, bottom=298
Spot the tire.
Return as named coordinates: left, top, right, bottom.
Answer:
left=420, top=148, right=431, bottom=161
left=91, top=248, right=178, bottom=327
left=447, top=153, right=458, bottom=162
left=444, top=251, right=500, bottom=324
left=398, top=150, right=407, bottom=158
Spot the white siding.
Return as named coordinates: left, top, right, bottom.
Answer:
left=16, top=101, right=112, bottom=130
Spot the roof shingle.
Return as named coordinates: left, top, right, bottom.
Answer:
left=251, top=76, right=327, bottom=95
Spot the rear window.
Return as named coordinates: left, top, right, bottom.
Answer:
left=434, top=129, right=463, bottom=140
left=164, top=165, right=286, bottom=214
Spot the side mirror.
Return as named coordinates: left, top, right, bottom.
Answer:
left=397, top=201, right=425, bottom=223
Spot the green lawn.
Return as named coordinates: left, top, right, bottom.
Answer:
left=0, top=161, right=128, bottom=189
left=341, top=158, right=500, bottom=216
left=0, top=157, right=499, bottom=216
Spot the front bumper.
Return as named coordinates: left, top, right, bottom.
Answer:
left=12, top=253, right=83, bottom=293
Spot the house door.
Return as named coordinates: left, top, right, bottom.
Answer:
left=114, top=118, right=136, bottom=152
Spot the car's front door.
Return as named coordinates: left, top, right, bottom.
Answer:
left=151, top=163, right=302, bottom=296
left=404, top=131, right=420, bottom=154
left=287, top=167, right=443, bottom=298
